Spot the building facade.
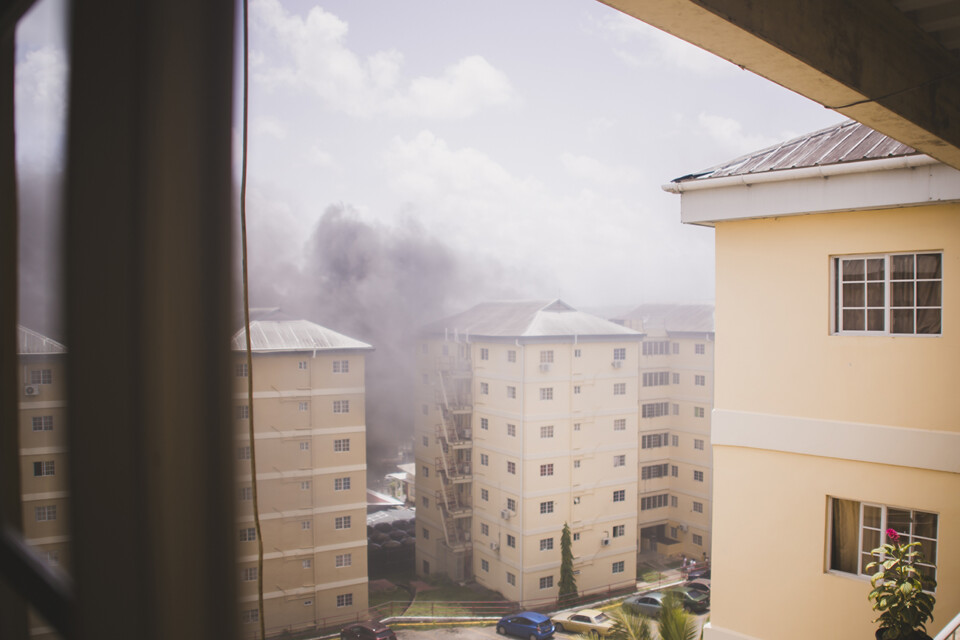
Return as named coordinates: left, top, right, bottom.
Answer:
left=615, top=305, right=714, bottom=563
left=415, top=300, right=643, bottom=603
left=666, top=121, right=960, bottom=639
left=233, top=312, right=372, bottom=635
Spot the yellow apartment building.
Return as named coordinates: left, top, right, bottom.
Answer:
left=614, top=305, right=714, bottom=563
left=415, top=300, right=642, bottom=604
left=232, top=311, right=372, bottom=635
left=17, top=326, right=68, bottom=640
left=665, top=121, right=960, bottom=639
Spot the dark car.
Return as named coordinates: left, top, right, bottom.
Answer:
left=667, top=586, right=710, bottom=613
left=497, top=611, right=555, bottom=640
left=684, top=578, right=711, bottom=595
left=622, top=592, right=667, bottom=618
left=340, top=621, right=396, bottom=640
left=686, top=565, right=711, bottom=580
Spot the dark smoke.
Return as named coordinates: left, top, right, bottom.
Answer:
left=17, top=166, right=65, bottom=342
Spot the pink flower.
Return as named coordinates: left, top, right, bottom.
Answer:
left=886, top=528, right=900, bottom=542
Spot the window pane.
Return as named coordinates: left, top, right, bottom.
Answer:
left=891, top=282, right=914, bottom=307
left=918, top=538, right=937, bottom=565
left=891, top=254, right=914, bottom=280
left=916, top=281, right=941, bottom=306
left=916, top=253, right=941, bottom=279
left=843, top=309, right=864, bottom=331
left=887, top=508, right=911, bottom=536
left=842, top=259, right=865, bottom=281
left=830, top=499, right=859, bottom=573
left=861, top=527, right=881, bottom=554
left=867, top=283, right=884, bottom=307
left=916, top=309, right=941, bottom=334
left=917, top=563, right=937, bottom=584
left=843, top=283, right=865, bottom=307
left=867, top=310, right=884, bottom=331
left=866, top=258, right=885, bottom=281
left=891, top=309, right=914, bottom=334
left=863, top=505, right=882, bottom=529
left=914, top=511, right=938, bottom=539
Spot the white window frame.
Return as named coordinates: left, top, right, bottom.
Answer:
left=507, top=423, right=516, bottom=437
left=540, top=387, right=553, bottom=400
left=334, top=477, right=351, bottom=491
left=507, top=461, right=516, bottom=474
left=612, top=560, right=625, bottom=574
left=613, top=418, right=626, bottom=431
left=540, top=425, right=553, bottom=438
left=335, top=515, right=351, bottom=529
left=540, top=463, right=554, bottom=476
left=336, top=593, right=353, bottom=608
left=334, top=438, right=350, bottom=452
left=613, top=454, right=626, bottom=467
left=540, top=576, right=553, bottom=589
left=540, top=501, right=554, bottom=514
left=507, top=385, right=516, bottom=399
left=613, top=348, right=626, bottom=361
left=540, top=538, right=553, bottom=551
left=613, top=382, right=626, bottom=395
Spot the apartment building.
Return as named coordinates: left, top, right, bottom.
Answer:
left=17, top=326, right=68, bottom=639
left=614, top=305, right=714, bottom=563
left=233, top=311, right=372, bottom=635
left=415, top=300, right=642, bottom=603
left=665, top=121, right=959, bottom=639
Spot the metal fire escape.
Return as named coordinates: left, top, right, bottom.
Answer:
left=434, top=348, right=473, bottom=562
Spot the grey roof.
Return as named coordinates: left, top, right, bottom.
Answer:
left=617, top=304, right=715, bottom=334
left=423, top=299, right=642, bottom=339
left=673, top=120, right=918, bottom=183
left=232, top=312, right=372, bottom=353
left=17, top=325, right=66, bottom=355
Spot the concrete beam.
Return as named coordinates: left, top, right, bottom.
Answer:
left=598, top=0, right=960, bottom=169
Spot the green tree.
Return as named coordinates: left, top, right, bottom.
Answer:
left=558, top=522, right=577, bottom=603
left=607, top=607, right=653, bottom=640
left=657, top=592, right=700, bottom=640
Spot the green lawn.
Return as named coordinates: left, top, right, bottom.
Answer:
left=404, top=582, right=507, bottom=617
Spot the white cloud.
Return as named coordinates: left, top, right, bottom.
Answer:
left=306, top=145, right=334, bottom=167
left=251, top=0, right=515, bottom=118
left=253, top=116, right=288, bottom=139
left=559, top=152, right=639, bottom=186
left=15, top=45, right=68, bottom=166
left=697, top=112, right=780, bottom=155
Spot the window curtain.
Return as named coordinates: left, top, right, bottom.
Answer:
left=830, top=498, right=860, bottom=574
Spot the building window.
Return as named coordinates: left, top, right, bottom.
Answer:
left=641, top=463, right=669, bottom=479
left=238, top=446, right=250, bottom=460
left=829, top=498, right=938, bottom=581
left=334, top=438, right=350, bottom=452
left=301, top=481, right=311, bottom=490
left=573, top=423, right=581, bottom=431
left=507, top=386, right=516, bottom=398
left=612, top=561, right=625, bottom=574
left=613, top=454, right=626, bottom=467
left=303, top=600, right=313, bottom=606
left=613, top=347, right=626, bottom=361
left=694, top=501, right=704, bottom=513
left=642, top=372, right=670, bottom=387
left=642, top=402, right=669, bottom=418
left=834, top=252, right=942, bottom=335
left=242, top=567, right=257, bottom=581
left=481, top=454, right=489, bottom=466
left=507, top=572, right=516, bottom=585
left=574, top=348, right=581, bottom=358
left=298, top=401, right=308, bottom=412
left=480, top=382, right=489, bottom=395
left=422, top=435, right=429, bottom=447
left=614, top=418, right=626, bottom=431
left=507, top=534, right=516, bottom=548
left=695, top=343, right=706, bottom=355
left=694, top=407, right=705, bottom=418
left=421, top=496, right=430, bottom=508
left=481, top=523, right=489, bottom=536
left=671, top=465, right=678, bottom=477
left=540, top=576, right=554, bottom=589
left=480, top=348, right=489, bottom=360
left=236, top=405, right=249, bottom=420
left=32, top=416, right=53, bottom=431
left=507, top=498, right=517, bottom=511
left=695, top=375, right=706, bottom=386
left=33, top=461, right=55, bottom=477
left=35, top=505, right=57, bottom=521
left=540, top=387, right=553, bottom=400
left=540, top=425, right=554, bottom=438
left=641, top=433, right=669, bottom=448
left=671, top=495, right=678, bottom=508
left=671, top=527, right=678, bottom=538
left=642, top=341, right=670, bottom=356
left=573, top=496, right=580, bottom=505
left=30, top=369, right=52, bottom=385
left=335, top=515, right=351, bottom=529
left=540, top=350, right=554, bottom=364
left=573, top=532, right=580, bottom=541
left=574, top=385, right=581, bottom=394
left=301, top=520, right=311, bottom=530
left=423, top=528, right=430, bottom=540
left=672, top=372, right=680, bottom=384
left=239, top=527, right=256, bottom=542
left=332, top=359, right=349, bottom=373
left=481, top=417, right=489, bottom=430
left=613, top=383, right=626, bottom=395
left=240, top=486, right=252, bottom=501
left=693, top=534, right=703, bottom=546
left=507, top=423, right=516, bottom=437
left=333, top=400, right=350, bottom=413
left=481, top=559, right=489, bottom=572
left=540, top=463, right=554, bottom=476
left=335, top=477, right=351, bottom=491
left=299, top=440, right=310, bottom=450
left=507, top=350, right=516, bottom=363
left=336, top=593, right=353, bottom=608
left=302, top=558, right=312, bottom=568
left=672, top=404, right=679, bottom=416
left=573, top=460, right=581, bottom=469
left=641, top=494, right=669, bottom=510
left=613, top=524, right=625, bottom=538
left=613, top=489, right=625, bottom=503
left=507, top=461, right=516, bottom=474
left=694, top=438, right=704, bottom=450
left=298, top=361, right=308, bottom=370
left=693, top=470, right=704, bottom=482
left=479, top=488, right=488, bottom=502
left=540, top=501, right=554, bottom=514
left=242, top=609, right=259, bottom=624
left=540, top=538, right=554, bottom=551
left=672, top=434, right=679, bottom=446
left=672, top=342, right=680, bottom=354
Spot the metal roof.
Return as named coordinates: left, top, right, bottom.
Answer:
left=423, top=299, right=642, bottom=339
left=17, top=325, right=66, bottom=355
left=232, top=313, right=372, bottom=353
left=673, top=120, right=918, bottom=183
left=616, top=304, right=715, bottom=334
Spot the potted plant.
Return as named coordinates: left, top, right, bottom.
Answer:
left=867, top=528, right=937, bottom=640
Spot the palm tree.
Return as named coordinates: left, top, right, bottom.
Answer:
left=606, top=607, right=653, bottom=640
left=656, top=593, right=699, bottom=640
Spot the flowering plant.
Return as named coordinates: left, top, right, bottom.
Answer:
left=866, top=528, right=937, bottom=640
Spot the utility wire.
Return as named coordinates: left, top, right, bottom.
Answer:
left=239, top=0, right=266, bottom=637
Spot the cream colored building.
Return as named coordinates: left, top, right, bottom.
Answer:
left=615, top=305, right=714, bottom=563
left=415, top=300, right=642, bottom=604
left=666, top=121, right=959, bottom=639
left=233, top=312, right=371, bottom=635
left=17, top=326, right=69, bottom=639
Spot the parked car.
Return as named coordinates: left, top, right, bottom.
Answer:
left=340, top=621, right=396, bottom=640
left=622, top=592, right=667, bottom=618
left=551, top=609, right=616, bottom=637
left=684, top=578, right=711, bottom=595
left=686, top=565, right=711, bottom=580
left=667, top=585, right=710, bottom=613
left=497, top=611, right=555, bottom=640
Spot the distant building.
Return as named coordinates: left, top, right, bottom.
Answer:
left=415, top=300, right=642, bottom=603
left=385, top=462, right=416, bottom=505
left=232, top=311, right=372, bottom=636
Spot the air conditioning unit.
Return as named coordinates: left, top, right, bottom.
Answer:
left=601, top=537, right=610, bottom=546
left=611, top=360, right=622, bottom=368
left=490, top=542, right=500, bottom=551
left=539, top=363, right=551, bottom=372
left=24, top=385, right=40, bottom=397
left=679, top=524, right=688, bottom=532
left=500, top=509, right=511, bottom=520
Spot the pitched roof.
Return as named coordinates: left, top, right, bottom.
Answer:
left=17, top=325, right=66, bottom=355
left=232, top=313, right=372, bottom=353
left=673, top=120, right=918, bottom=183
left=617, top=304, right=714, bottom=334
left=423, top=299, right=642, bottom=339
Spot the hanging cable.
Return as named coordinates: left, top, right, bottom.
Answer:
left=239, top=0, right=266, bottom=637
